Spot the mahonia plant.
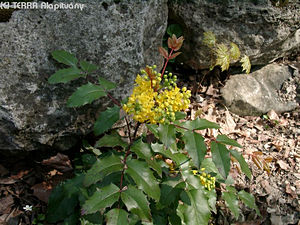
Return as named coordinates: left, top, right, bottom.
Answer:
left=203, top=31, right=251, bottom=74
left=46, top=35, right=260, bottom=225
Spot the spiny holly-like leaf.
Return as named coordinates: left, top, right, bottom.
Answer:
left=160, top=178, right=185, bottom=206
left=202, top=31, right=216, bottom=48
left=121, top=185, right=151, bottom=222
left=215, top=43, right=230, bottom=71
left=51, top=50, right=78, bottom=67
left=183, top=130, right=206, bottom=169
left=95, top=131, right=128, bottom=149
left=159, top=47, right=169, bottom=59
left=229, top=149, right=251, bottom=179
left=131, top=139, right=162, bottom=176
left=216, top=135, right=242, bottom=148
left=157, top=124, right=177, bottom=152
left=210, top=141, right=230, bottom=179
left=67, top=83, right=106, bottom=107
left=84, top=154, right=123, bottom=186
left=146, top=124, right=159, bottom=138
left=177, top=189, right=210, bottom=225
left=82, top=183, right=119, bottom=214
left=169, top=52, right=182, bottom=60
left=98, top=77, right=117, bottom=90
left=223, top=190, right=240, bottom=219
left=48, top=67, right=83, bottom=84
left=151, top=143, right=187, bottom=165
left=175, top=111, right=186, bottom=120
left=168, top=34, right=184, bottom=51
left=240, top=55, right=251, bottom=74
left=126, top=159, right=160, bottom=201
left=230, top=42, right=240, bottom=60
left=181, top=118, right=220, bottom=130
left=238, top=190, right=261, bottom=216
left=94, top=106, right=120, bottom=136
left=106, top=209, right=129, bottom=225
left=80, top=60, right=98, bottom=73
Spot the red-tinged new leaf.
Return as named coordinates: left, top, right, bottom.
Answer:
left=159, top=47, right=169, bottom=59
left=169, top=52, right=182, bottom=60
left=168, top=34, right=184, bottom=51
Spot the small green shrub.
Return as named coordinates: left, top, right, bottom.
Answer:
left=46, top=35, right=260, bottom=224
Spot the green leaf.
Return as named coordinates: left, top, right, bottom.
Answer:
left=146, top=124, right=159, bottom=138
left=121, top=185, right=151, bottom=222
left=181, top=118, right=220, bottom=130
left=216, top=135, right=242, bottom=148
left=229, top=42, right=240, bottom=61
left=183, top=130, right=206, bottom=169
left=48, top=67, right=83, bottom=84
left=204, top=188, right=217, bottom=213
left=51, top=50, right=78, bottom=67
left=157, top=124, right=177, bottom=151
left=175, top=111, right=186, bottom=120
left=131, top=139, right=162, bottom=176
left=177, top=189, right=210, bottom=225
left=202, top=31, right=216, bottom=48
left=180, top=161, right=202, bottom=189
left=84, top=154, right=123, bottom=186
left=126, top=159, right=160, bottom=201
left=223, top=191, right=240, bottom=219
left=210, top=141, right=230, bottom=179
left=151, top=143, right=187, bottom=165
left=229, top=149, right=251, bottom=179
left=167, top=24, right=183, bottom=37
left=67, top=83, right=106, bottom=107
left=98, top=77, right=117, bottom=90
left=83, top=183, right=120, bottom=214
left=95, top=132, right=127, bottom=149
left=238, top=190, right=261, bottom=216
left=106, top=209, right=129, bottom=225
left=215, top=43, right=230, bottom=71
left=94, top=106, right=120, bottom=136
left=47, top=175, right=83, bottom=223
left=160, top=179, right=184, bottom=206
left=80, top=60, right=98, bottom=73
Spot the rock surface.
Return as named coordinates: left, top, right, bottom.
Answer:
left=169, top=0, right=300, bottom=70
left=0, top=0, right=167, bottom=152
left=221, top=63, right=299, bottom=116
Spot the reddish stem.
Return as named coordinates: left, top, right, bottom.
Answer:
left=107, top=92, right=121, bottom=107
left=160, top=48, right=174, bottom=79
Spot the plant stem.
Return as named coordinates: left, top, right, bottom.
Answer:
left=107, top=92, right=121, bottom=107
left=160, top=48, right=174, bottom=79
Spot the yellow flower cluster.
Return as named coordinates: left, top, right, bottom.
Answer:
left=123, top=65, right=191, bottom=124
left=192, top=168, right=216, bottom=191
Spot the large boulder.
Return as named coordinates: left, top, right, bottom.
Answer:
left=221, top=63, right=299, bottom=116
left=169, top=0, right=300, bottom=69
left=0, top=0, right=168, bottom=152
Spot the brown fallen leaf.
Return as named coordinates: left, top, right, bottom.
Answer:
left=31, top=182, right=52, bottom=203
left=267, top=109, right=280, bottom=121
left=0, top=195, right=14, bottom=214
left=42, top=153, right=73, bottom=172
left=0, top=164, right=9, bottom=177
left=261, top=180, right=272, bottom=194
left=277, top=160, right=290, bottom=171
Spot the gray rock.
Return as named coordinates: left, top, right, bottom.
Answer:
left=221, top=64, right=299, bottom=116
left=0, top=0, right=168, bottom=152
left=169, top=0, right=300, bottom=69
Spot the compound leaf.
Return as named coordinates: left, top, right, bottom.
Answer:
left=177, top=189, right=210, bottom=225
left=229, top=149, right=251, bottom=179
left=106, top=209, right=129, bottom=225
left=216, top=135, right=242, bottom=148
left=51, top=50, right=78, bottom=67
left=80, top=60, right=98, bottom=73
left=84, top=154, right=123, bottom=186
left=157, top=124, right=176, bottom=152
left=238, top=190, right=261, bottom=216
left=183, top=130, right=206, bottom=169
left=94, top=106, right=120, bottom=136
left=131, top=139, right=162, bottom=177
left=67, top=83, right=106, bottom=107
left=98, top=77, right=117, bottom=90
left=48, top=67, right=83, bottom=84
left=95, top=132, right=128, bottom=149
left=82, top=183, right=119, bottom=214
left=210, top=141, right=230, bottom=179
left=223, top=191, right=240, bottom=219
left=121, top=185, right=151, bottom=222
left=126, top=159, right=160, bottom=201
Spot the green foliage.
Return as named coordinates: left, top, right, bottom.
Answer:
left=202, top=31, right=251, bottom=74
left=47, top=49, right=260, bottom=224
